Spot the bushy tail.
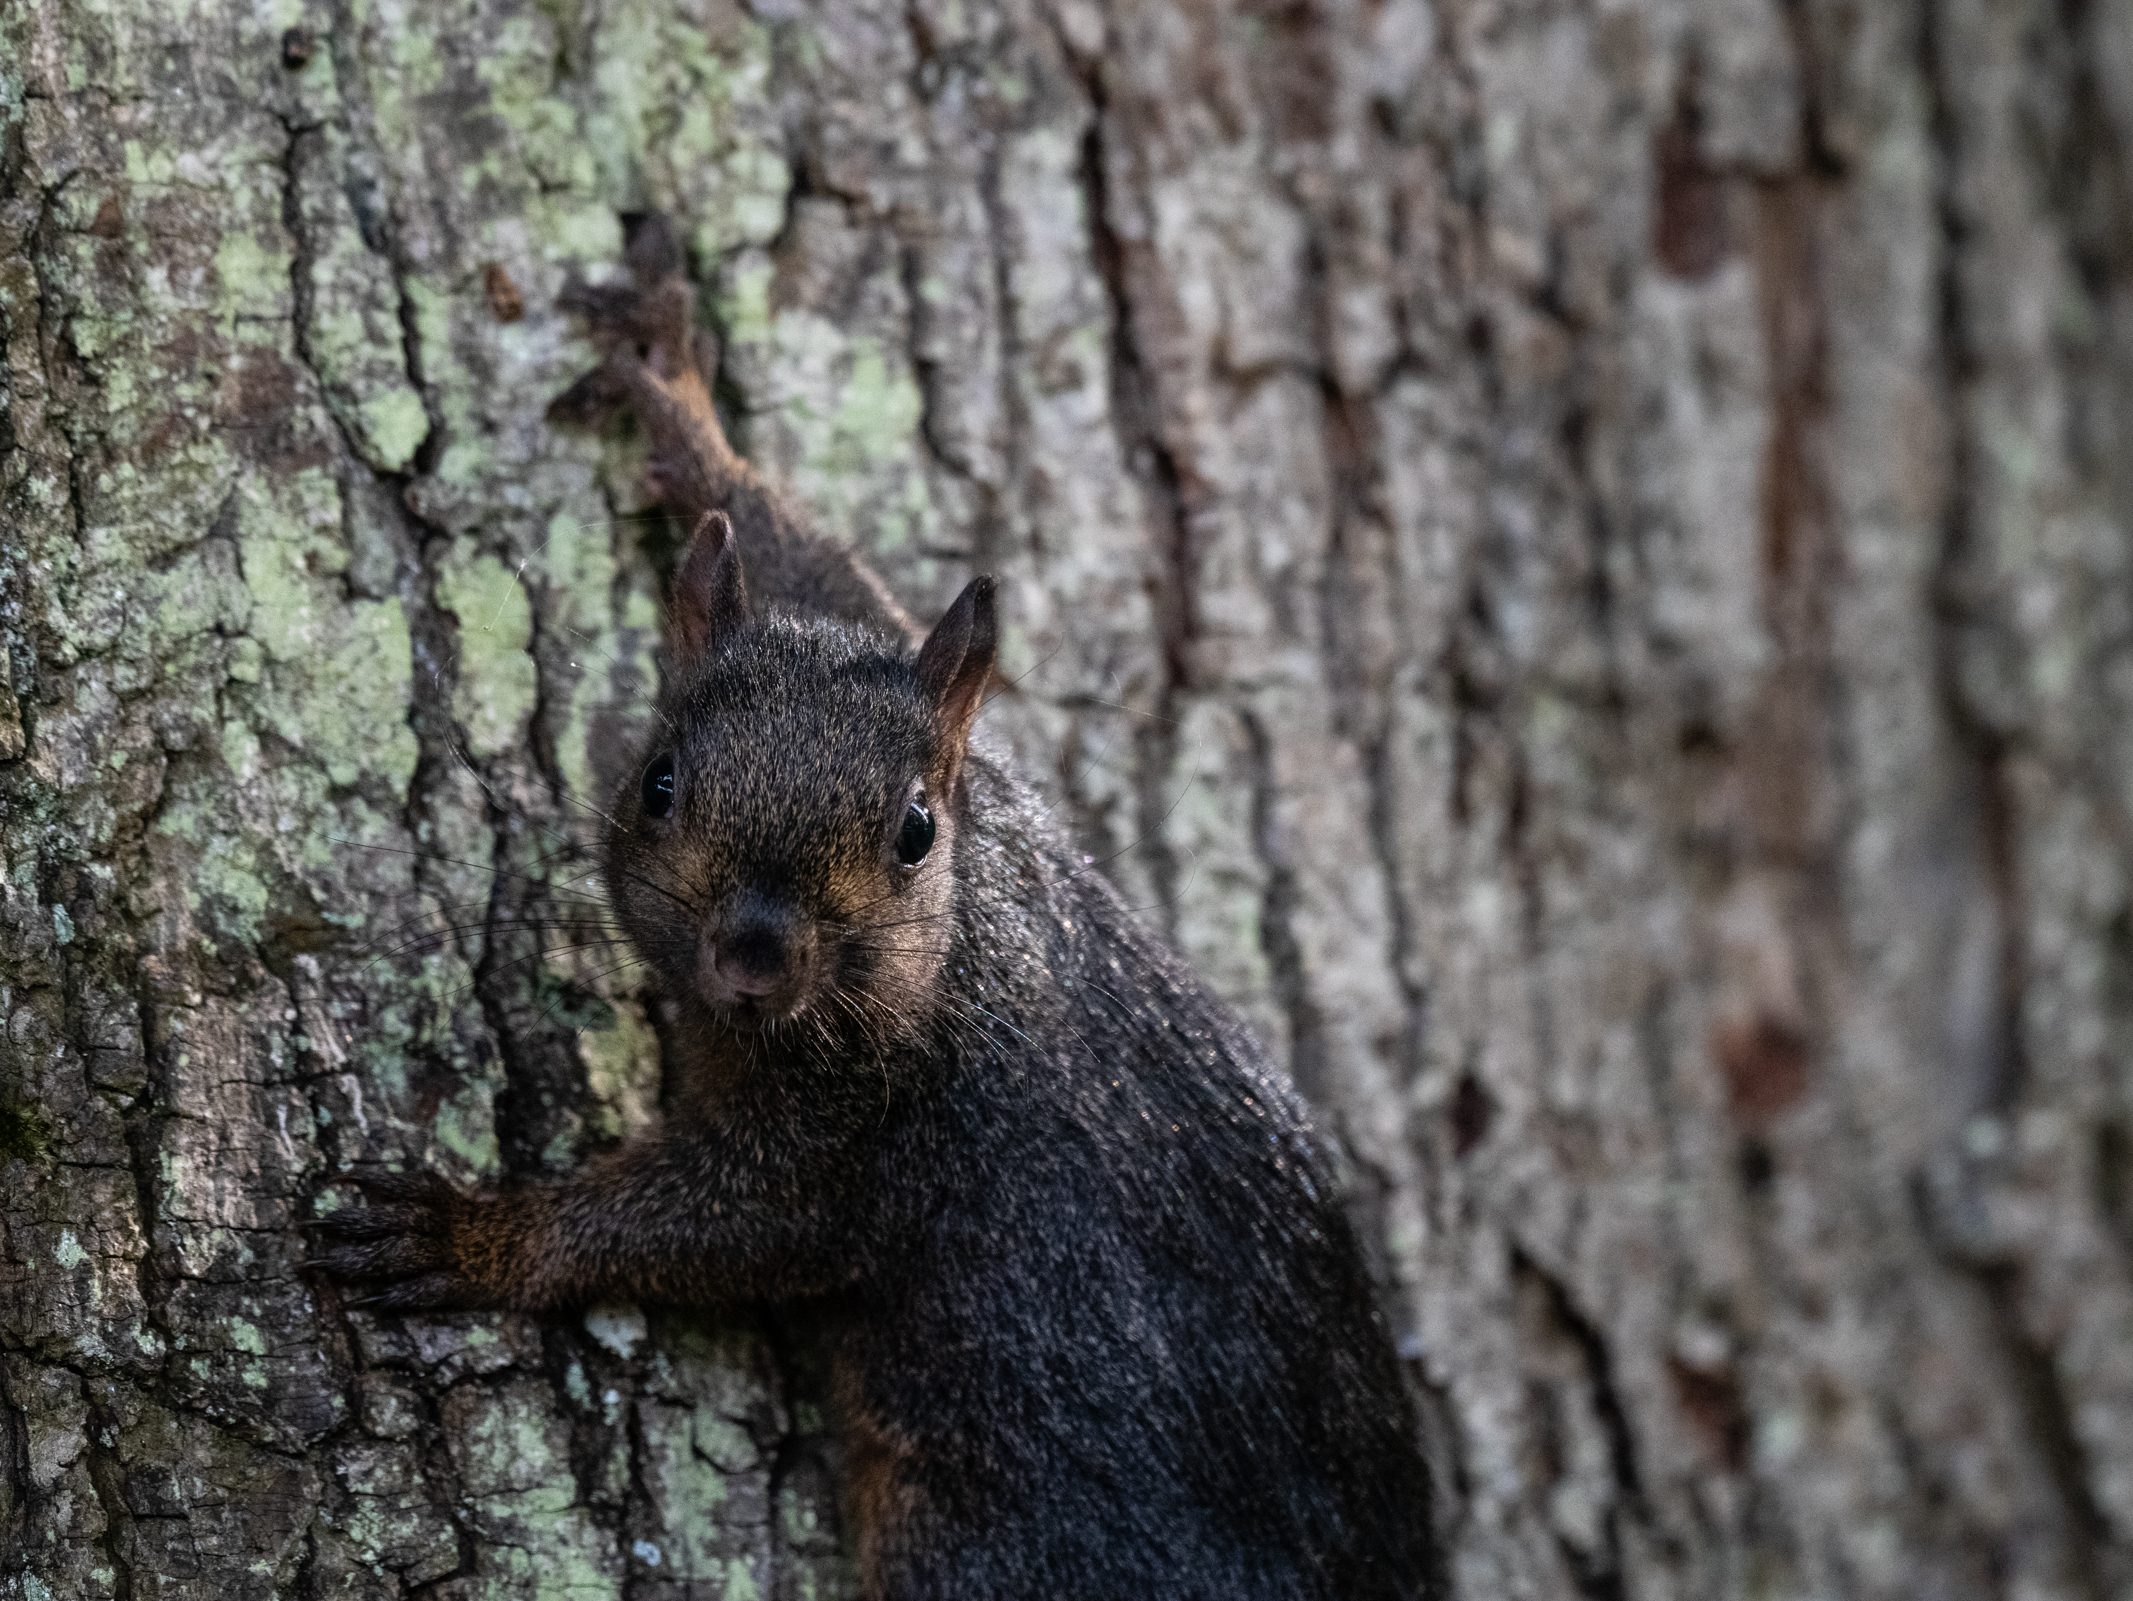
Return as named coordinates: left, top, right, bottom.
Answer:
left=549, top=212, right=915, bottom=641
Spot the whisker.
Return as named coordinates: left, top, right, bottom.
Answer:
left=1056, top=692, right=1180, bottom=726
left=552, top=621, right=677, bottom=737
left=329, top=835, right=609, bottom=900
left=357, top=925, right=633, bottom=972
left=532, top=956, right=654, bottom=1033
left=358, top=902, right=622, bottom=946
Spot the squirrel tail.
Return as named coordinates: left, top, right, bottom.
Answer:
left=550, top=212, right=916, bottom=643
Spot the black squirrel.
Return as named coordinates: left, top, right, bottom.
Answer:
left=318, top=214, right=1439, bottom=1600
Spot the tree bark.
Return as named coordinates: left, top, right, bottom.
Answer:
left=4, top=0, right=2132, bottom=1596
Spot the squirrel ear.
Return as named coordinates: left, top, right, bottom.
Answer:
left=672, top=511, right=750, bottom=663
left=914, top=576, right=998, bottom=790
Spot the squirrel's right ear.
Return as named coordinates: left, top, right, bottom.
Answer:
left=672, top=511, right=751, bottom=664
left=914, top=576, right=998, bottom=793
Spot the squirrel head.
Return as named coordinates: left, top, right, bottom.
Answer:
left=606, top=513, right=997, bottom=1049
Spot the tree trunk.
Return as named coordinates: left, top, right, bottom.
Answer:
left=5, top=0, right=2131, bottom=1595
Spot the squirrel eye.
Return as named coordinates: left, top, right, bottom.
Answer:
left=641, top=751, right=677, bottom=819
left=895, top=799, right=935, bottom=867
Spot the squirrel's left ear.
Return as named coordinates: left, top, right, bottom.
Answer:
left=672, top=510, right=751, bottom=664
left=914, top=576, right=998, bottom=794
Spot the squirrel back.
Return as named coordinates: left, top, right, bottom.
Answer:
left=865, top=753, right=1435, bottom=1597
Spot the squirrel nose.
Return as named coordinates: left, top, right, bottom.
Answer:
left=715, top=926, right=790, bottom=996
left=702, top=894, right=813, bottom=1005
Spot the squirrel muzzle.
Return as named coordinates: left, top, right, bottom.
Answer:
left=696, top=890, right=822, bottom=1019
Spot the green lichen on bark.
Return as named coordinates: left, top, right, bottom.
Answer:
left=1, top=0, right=875, bottom=1593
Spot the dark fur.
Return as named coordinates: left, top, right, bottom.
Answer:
left=319, top=215, right=1438, bottom=1600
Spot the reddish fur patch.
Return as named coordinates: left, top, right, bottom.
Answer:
left=833, top=1353, right=919, bottom=1592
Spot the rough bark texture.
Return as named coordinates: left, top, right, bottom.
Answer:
left=4, top=0, right=2132, bottom=1596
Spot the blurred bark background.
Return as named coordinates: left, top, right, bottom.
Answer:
left=5, top=0, right=2133, bottom=1595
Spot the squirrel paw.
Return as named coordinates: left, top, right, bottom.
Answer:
left=308, top=1170, right=487, bottom=1313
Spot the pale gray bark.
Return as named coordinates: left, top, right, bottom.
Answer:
left=4, top=0, right=2132, bottom=1596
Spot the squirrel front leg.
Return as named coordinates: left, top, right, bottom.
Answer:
left=311, top=1125, right=859, bottom=1313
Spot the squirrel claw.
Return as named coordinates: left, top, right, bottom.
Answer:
left=337, top=1271, right=472, bottom=1315
left=308, top=1170, right=472, bottom=1304
left=368, top=1272, right=475, bottom=1313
